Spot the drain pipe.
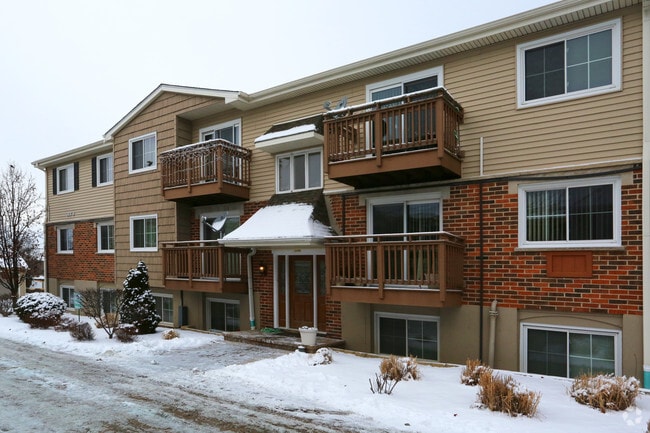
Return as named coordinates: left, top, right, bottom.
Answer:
left=247, top=248, right=257, bottom=330
left=488, top=299, right=499, bottom=367
left=642, top=0, right=650, bottom=387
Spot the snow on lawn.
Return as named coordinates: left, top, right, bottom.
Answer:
left=1, top=313, right=648, bottom=433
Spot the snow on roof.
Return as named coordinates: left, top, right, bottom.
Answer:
left=221, top=203, right=332, bottom=247
left=254, top=124, right=317, bottom=144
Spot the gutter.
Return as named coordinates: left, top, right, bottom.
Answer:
left=642, top=0, right=650, bottom=387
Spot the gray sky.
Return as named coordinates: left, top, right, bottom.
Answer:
left=0, top=0, right=557, bottom=196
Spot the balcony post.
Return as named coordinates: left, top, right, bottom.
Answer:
left=377, top=241, right=385, bottom=300
left=436, top=97, right=445, bottom=159
left=373, top=110, right=383, bottom=167
left=217, top=143, right=224, bottom=185
left=439, top=240, right=447, bottom=303
left=186, top=247, right=193, bottom=288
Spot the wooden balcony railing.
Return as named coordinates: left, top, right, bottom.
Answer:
left=161, top=240, right=248, bottom=293
left=323, top=88, right=464, bottom=187
left=160, top=139, right=251, bottom=203
left=325, top=232, right=464, bottom=307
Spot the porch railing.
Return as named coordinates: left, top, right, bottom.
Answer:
left=325, top=232, right=464, bottom=302
left=160, top=139, right=252, bottom=190
left=323, top=87, right=464, bottom=164
left=162, top=240, right=247, bottom=283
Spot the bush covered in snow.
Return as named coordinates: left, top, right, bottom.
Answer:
left=569, top=373, right=640, bottom=412
left=115, top=324, right=137, bottom=343
left=369, top=355, right=420, bottom=395
left=162, top=329, right=180, bottom=340
left=461, top=358, right=492, bottom=386
left=14, top=292, right=67, bottom=329
left=69, top=322, right=95, bottom=341
left=0, top=295, right=13, bottom=317
left=119, top=261, right=160, bottom=334
left=309, top=347, right=333, bottom=366
left=477, top=369, right=541, bottom=417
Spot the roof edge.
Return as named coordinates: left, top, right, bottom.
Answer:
left=32, top=139, right=113, bottom=169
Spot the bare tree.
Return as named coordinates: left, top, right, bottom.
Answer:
left=78, top=287, right=123, bottom=339
left=0, top=163, right=44, bottom=305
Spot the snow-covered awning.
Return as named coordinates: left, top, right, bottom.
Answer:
left=220, top=203, right=333, bottom=248
left=254, top=114, right=324, bottom=154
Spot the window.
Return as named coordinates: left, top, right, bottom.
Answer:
left=101, top=289, right=119, bottom=314
left=61, top=286, right=75, bottom=308
left=94, top=154, right=113, bottom=186
left=200, top=119, right=241, bottom=144
left=517, top=19, right=621, bottom=107
left=208, top=299, right=240, bottom=332
left=97, top=221, right=114, bottom=253
left=521, top=323, right=621, bottom=378
left=366, top=67, right=443, bottom=102
left=54, top=163, right=77, bottom=194
left=277, top=148, right=322, bottom=193
left=153, top=294, right=173, bottom=323
left=130, top=215, right=157, bottom=251
left=129, top=132, right=157, bottom=173
left=518, top=177, right=621, bottom=248
left=375, top=312, right=439, bottom=360
left=57, top=226, right=73, bottom=253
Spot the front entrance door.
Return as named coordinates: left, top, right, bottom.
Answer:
left=278, top=255, right=326, bottom=330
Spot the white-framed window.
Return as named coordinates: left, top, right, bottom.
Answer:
left=366, top=66, right=443, bottom=102
left=55, top=163, right=75, bottom=194
left=368, top=193, right=442, bottom=235
left=129, top=132, right=157, bottom=173
left=374, top=312, right=439, bottom=360
left=130, top=214, right=158, bottom=252
left=207, top=298, right=240, bottom=332
left=60, top=286, right=75, bottom=308
left=97, top=221, right=114, bottom=253
left=57, top=225, right=74, bottom=253
left=517, top=19, right=621, bottom=108
left=199, top=119, right=241, bottom=144
left=95, top=153, right=113, bottom=186
left=521, top=323, right=621, bottom=378
left=153, top=294, right=173, bottom=324
left=518, top=176, right=621, bottom=249
left=276, top=148, right=322, bottom=193
left=101, top=289, right=119, bottom=314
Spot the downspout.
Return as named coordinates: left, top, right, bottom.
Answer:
left=247, top=248, right=257, bottom=330
left=479, top=179, right=485, bottom=361
left=642, top=0, right=650, bottom=387
left=488, top=299, right=499, bottom=367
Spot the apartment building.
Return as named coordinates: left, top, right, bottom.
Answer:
left=34, top=0, right=647, bottom=381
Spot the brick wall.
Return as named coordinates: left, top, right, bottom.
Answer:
left=46, top=221, right=115, bottom=284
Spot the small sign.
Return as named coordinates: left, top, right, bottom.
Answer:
left=73, top=293, right=82, bottom=310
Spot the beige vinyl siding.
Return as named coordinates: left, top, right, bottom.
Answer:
left=113, top=92, right=220, bottom=287
left=46, top=155, right=114, bottom=223
left=446, top=8, right=642, bottom=178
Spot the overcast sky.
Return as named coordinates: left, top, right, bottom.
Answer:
left=0, top=0, right=558, bottom=196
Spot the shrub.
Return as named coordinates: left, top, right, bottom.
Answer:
left=370, top=355, right=420, bottom=395
left=569, top=373, right=640, bottom=413
left=0, top=295, right=13, bottom=317
left=477, top=369, right=541, bottom=417
left=115, top=324, right=137, bottom=343
left=54, top=316, right=79, bottom=332
left=14, top=292, right=67, bottom=329
left=461, top=358, right=492, bottom=386
left=162, top=329, right=180, bottom=340
left=69, top=322, right=95, bottom=341
left=78, top=287, right=123, bottom=339
left=119, top=262, right=160, bottom=334
left=310, top=347, right=333, bottom=366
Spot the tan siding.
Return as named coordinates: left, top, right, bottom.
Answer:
left=46, top=155, right=114, bottom=224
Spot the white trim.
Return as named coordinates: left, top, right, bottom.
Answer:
left=152, top=293, right=174, bottom=325
left=374, top=311, right=440, bottom=360
left=129, top=214, right=158, bottom=252
left=275, top=147, right=323, bottom=193
left=516, top=19, right=622, bottom=108
left=517, top=176, right=622, bottom=249
left=199, top=118, right=242, bottom=144
left=128, top=132, right=157, bottom=174
left=366, top=66, right=444, bottom=101
left=56, top=225, right=74, bottom=254
left=56, top=163, right=75, bottom=194
left=96, top=220, right=115, bottom=254
left=520, top=322, right=622, bottom=377
left=96, top=153, right=114, bottom=187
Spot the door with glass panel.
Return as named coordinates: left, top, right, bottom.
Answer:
left=279, top=255, right=326, bottom=330
left=201, top=215, right=240, bottom=278
left=201, top=123, right=240, bottom=183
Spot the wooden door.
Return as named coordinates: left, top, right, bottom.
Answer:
left=289, top=256, right=313, bottom=328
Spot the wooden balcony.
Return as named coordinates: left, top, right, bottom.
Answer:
left=160, top=139, right=251, bottom=205
left=161, top=241, right=249, bottom=293
left=323, top=88, right=464, bottom=188
left=325, top=232, right=464, bottom=307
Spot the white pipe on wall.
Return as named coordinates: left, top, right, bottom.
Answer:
left=642, top=0, right=650, bottom=387
left=488, top=299, right=499, bottom=367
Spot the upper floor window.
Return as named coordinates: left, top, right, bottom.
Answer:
left=277, top=148, right=322, bottom=193
left=57, top=225, right=74, bottom=253
left=53, top=162, right=78, bottom=195
left=93, top=153, right=113, bottom=186
left=130, top=214, right=157, bottom=252
left=518, top=177, right=621, bottom=248
left=366, top=66, right=443, bottom=102
left=200, top=119, right=241, bottom=145
left=517, top=19, right=621, bottom=107
left=97, top=221, right=115, bottom=253
left=129, top=132, right=157, bottom=173
left=368, top=193, right=442, bottom=235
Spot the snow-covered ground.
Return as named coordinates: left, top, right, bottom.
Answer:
left=0, top=314, right=648, bottom=433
